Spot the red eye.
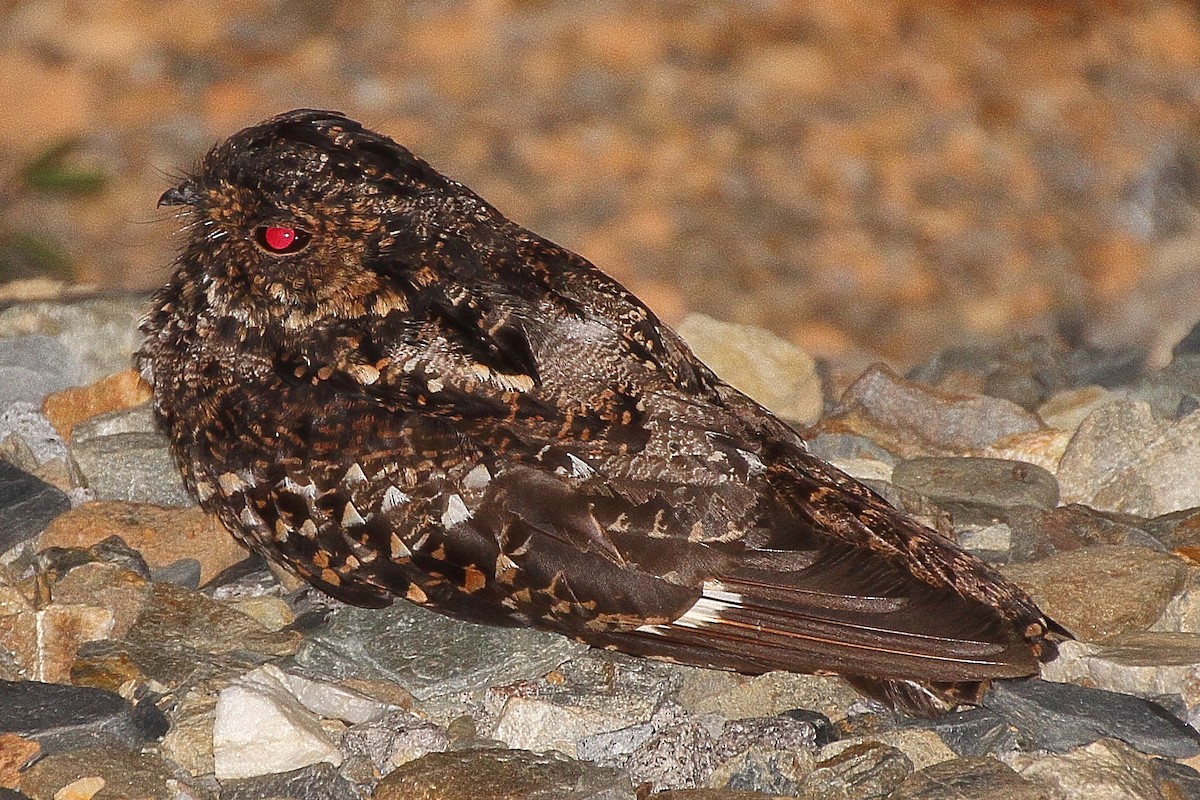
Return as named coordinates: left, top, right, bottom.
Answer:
left=255, top=225, right=311, bottom=254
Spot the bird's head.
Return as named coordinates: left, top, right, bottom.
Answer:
left=160, top=109, right=498, bottom=324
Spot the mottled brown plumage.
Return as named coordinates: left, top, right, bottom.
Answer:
left=140, top=109, right=1066, bottom=715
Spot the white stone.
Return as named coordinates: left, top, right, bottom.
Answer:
left=490, top=696, right=629, bottom=757
left=213, top=665, right=343, bottom=780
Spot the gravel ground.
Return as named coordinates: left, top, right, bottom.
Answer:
left=2, top=293, right=1200, bottom=798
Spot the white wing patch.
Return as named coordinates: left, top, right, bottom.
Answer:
left=636, top=580, right=744, bottom=635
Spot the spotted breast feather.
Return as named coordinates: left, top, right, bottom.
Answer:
left=140, top=109, right=1067, bottom=715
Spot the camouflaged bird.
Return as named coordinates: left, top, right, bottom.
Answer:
left=140, top=109, right=1066, bottom=714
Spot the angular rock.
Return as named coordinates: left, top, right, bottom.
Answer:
left=1058, top=400, right=1200, bottom=516
left=1009, top=738, right=1164, bottom=800
left=266, top=665, right=396, bottom=725
left=708, top=748, right=811, bottom=796
left=530, top=651, right=687, bottom=729
left=799, top=741, right=913, bottom=800
left=677, top=314, right=823, bottom=425
left=158, top=687, right=216, bottom=778
left=0, top=336, right=82, bottom=406
left=1005, top=505, right=1163, bottom=563
left=213, top=665, right=344, bottom=781
left=1000, top=545, right=1187, bottom=640
left=0, top=404, right=78, bottom=494
left=677, top=670, right=859, bottom=723
left=890, top=756, right=1050, bottom=800
left=373, top=748, right=633, bottom=800
left=1037, top=385, right=1117, bottom=433
left=823, top=365, right=1041, bottom=457
left=0, top=296, right=147, bottom=384
left=892, top=457, right=1058, bottom=525
left=17, top=746, right=182, bottom=800
left=69, top=431, right=193, bottom=507
left=341, top=709, right=448, bottom=774
left=0, top=461, right=69, bottom=557
left=818, top=730, right=955, bottom=772
left=294, top=601, right=585, bottom=700
left=617, top=705, right=719, bottom=791
left=41, top=371, right=151, bottom=443
left=1041, top=633, right=1200, bottom=730
left=0, top=680, right=166, bottom=756
left=901, top=708, right=1017, bottom=759
left=981, top=428, right=1072, bottom=475
left=806, top=432, right=899, bottom=466
left=981, top=678, right=1200, bottom=758
left=493, top=696, right=630, bottom=758
left=219, top=762, right=363, bottom=800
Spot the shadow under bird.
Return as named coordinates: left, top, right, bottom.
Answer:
left=140, top=109, right=1068, bottom=715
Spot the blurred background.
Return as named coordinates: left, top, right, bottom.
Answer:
left=1, top=0, right=1199, bottom=367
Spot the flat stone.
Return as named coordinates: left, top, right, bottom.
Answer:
left=0, top=461, right=70, bottom=558
left=17, top=746, right=182, bottom=800
left=341, top=709, right=448, bottom=773
left=40, top=501, right=246, bottom=591
left=799, top=741, right=914, bottom=800
left=1041, top=633, right=1200, bottom=730
left=818, top=730, right=955, bottom=772
left=823, top=365, right=1041, bottom=457
left=0, top=297, right=146, bottom=385
left=0, top=680, right=166, bottom=756
left=266, top=665, right=396, bottom=725
left=892, top=457, right=1058, bottom=525
left=677, top=670, right=860, bottom=723
left=981, top=678, right=1200, bottom=757
left=493, top=696, right=631, bottom=757
left=708, top=747, right=811, bottom=796
left=213, top=665, right=344, bottom=781
left=219, top=762, right=362, bottom=800
left=1000, top=545, right=1187, bottom=640
left=41, top=372, right=151, bottom=443
left=890, top=756, right=1050, bottom=800
left=981, top=428, right=1072, bottom=475
left=530, top=651, right=686, bottom=729
left=1006, top=505, right=1163, bottom=563
left=69, top=405, right=160, bottom=443
left=294, top=601, right=585, bottom=700
left=0, top=336, right=82, bottom=406
left=69, top=431, right=192, bottom=507
left=677, top=314, right=823, bottom=425
left=158, top=687, right=216, bottom=778
left=1009, top=738, right=1164, bottom=800
left=373, top=748, right=634, bottom=800
left=901, top=708, right=1017, bottom=759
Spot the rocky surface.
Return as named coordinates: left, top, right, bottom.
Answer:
left=3, top=295, right=1200, bottom=798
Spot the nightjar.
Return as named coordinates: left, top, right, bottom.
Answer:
left=140, top=109, right=1066, bottom=714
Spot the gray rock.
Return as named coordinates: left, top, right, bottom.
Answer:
left=1000, top=545, right=1186, bottom=640
left=901, top=708, right=1018, bottom=759
left=892, top=457, right=1058, bottom=525
left=219, top=762, right=364, bottom=800
left=709, top=747, right=812, bottom=796
left=0, top=460, right=70, bottom=556
left=540, top=650, right=686, bottom=727
left=0, top=296, right=147, bottom=384
left=677, top=313, right=824, bottom=425
left=807, top=432, right=899, bottom=466
left=981, top=678, right=1200, bottom=758
left=0, top=679, right=167, bottom=755
left=623, top=705, right=720, bottom=791
left=0, top=403, right=72, bottom=473
left=826, top=365, right=1041, bottom=457
left=341, top=709, right=449, bottom=773
left=1006, top=504, right=1163, bottom=563
left=71, top=403, right=160, bottom=442
left=294, top=601, right=586, bottom=700
left=151, top=557, right=202, bottom=589
left=373, top=748, right=634, bottom=800
left=1041, top=633, right=1200, bottom=731
left=0, top=336, right=82, bottom=405
left=799, top=740, right=914, bottom=800
left=70, top=430, right=193, bottom=506
left=492, top=695, right=633, bottom=757
left=890, top=756, right=1050, bottom=800
left=954, top=523, right=1014, bottom=563
left=1151, top=758, right=1200, bottom=800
